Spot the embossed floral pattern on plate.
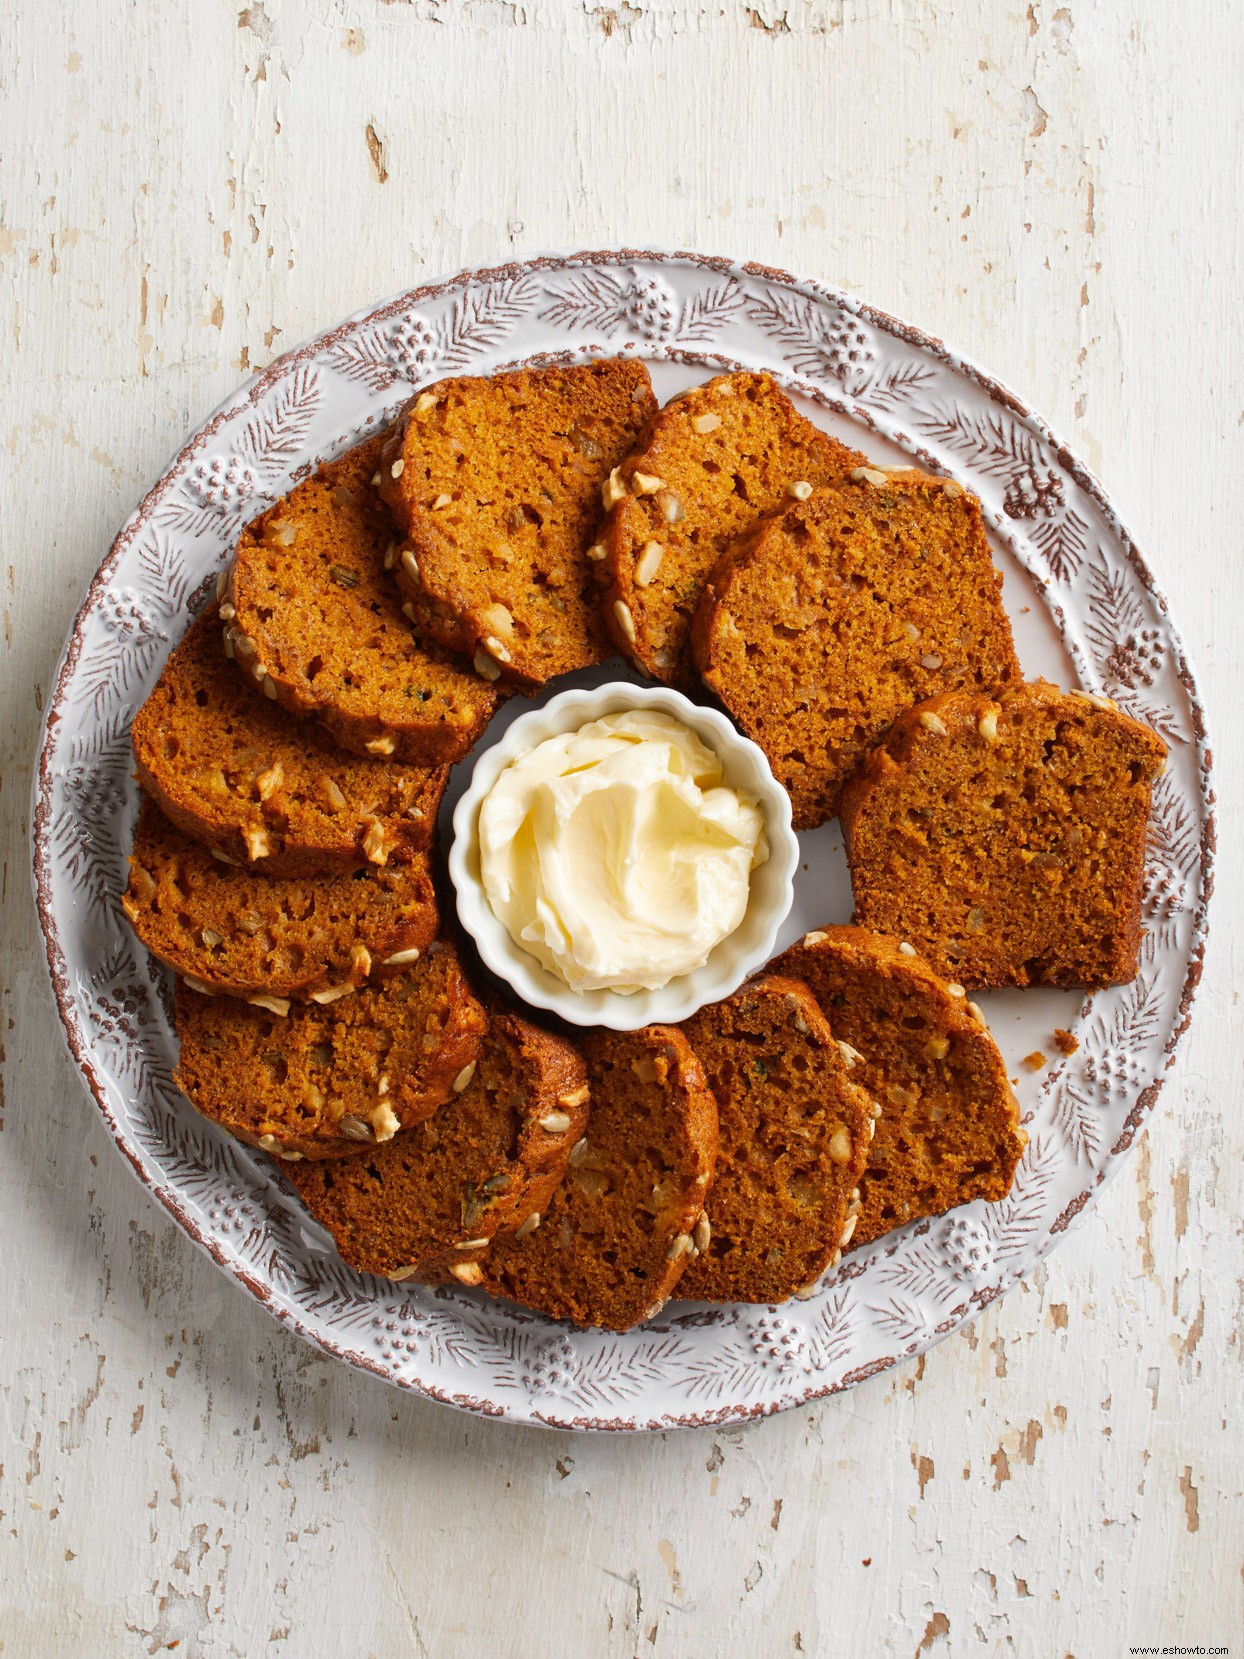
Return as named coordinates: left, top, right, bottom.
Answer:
left=32, top=252, right=1213, bottom=1431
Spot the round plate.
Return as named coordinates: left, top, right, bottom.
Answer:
left=32, top=251, right=1214, bottom=1432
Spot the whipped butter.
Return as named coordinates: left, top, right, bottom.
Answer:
left=477, top=709, right=769, bottom=994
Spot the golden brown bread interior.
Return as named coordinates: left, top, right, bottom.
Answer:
left=123, top=796, right=440, bottom=1000
left=173, top=942, right=488, bottom=1161
left=225, top=434, right=503, bottom=765
left=692, top=469, right=1020, bottom=826
left=131, top=607, right=446, bottom=875
left=773, top=926, right=1025, bottom=1248
left=677, top=975, right=873, bottom=1304
left=380, top=359, right=657, bottom=686
left=840, top=681, right=1166, bottom=988
left=480, top=1025, right=718, bottom=1331
left=596, top=371, right=866, bottom=686
left=284, top=1011, right=588, bottom=1281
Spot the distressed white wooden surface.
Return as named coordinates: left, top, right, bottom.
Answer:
left=2, top=3, right=1241, bottom=1653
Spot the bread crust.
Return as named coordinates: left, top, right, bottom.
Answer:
left=596, top=371, right=866, bottom=686
left=284, top=1011, right=588, bottom=1281
left=773, top=926, right=1025, bottom=1248
left=839, top=681, right=1167, bottom=989
left=123, top=797, right=440, bottom=1001
left=131, top=607, right=446, bottom=876
left=224, top=435, right=503, bottom=765
left=379, top=360, right=657, bottom=687
left=692, top=469, right=1020, bottom=826
left=480, top=1025, right=718, bottom=1331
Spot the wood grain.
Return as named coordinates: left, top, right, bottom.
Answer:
left=1, top=1, right=1240, bottom=1652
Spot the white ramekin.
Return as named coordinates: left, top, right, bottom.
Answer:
left=447, top=681, right=798, bottom=1032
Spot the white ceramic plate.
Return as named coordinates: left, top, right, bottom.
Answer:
left=32, top=252, right=1213, bottom=1431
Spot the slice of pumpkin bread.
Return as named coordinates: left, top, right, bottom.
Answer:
left=773, top=926, right=1025, bottom=1249
left=479, top=1026, right=718, bottom=1331
left=691, top=469, right=1020, bottom=827
left=224, top=435, right=502, bottom=765
left=380, top=359, right=657, bottom=686
left=840, top=681, right=1167, bottom=989
left=132, top=608, right=446, bottom=875
left=123, top=797, right=440, bottom=1001
left=677, top=976, right=873, bottom=1304
left=595, top=371, right=865, bottom=685
left=284, top=1010, right=588, bottom=1281
left=173, top=942, right=488, bottom=1161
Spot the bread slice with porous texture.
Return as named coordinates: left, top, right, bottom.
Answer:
left=840, top=681, right=1167, bottom=989
left=380, top=359, right=657, bottom=687
left=132, top=607, right=446, bottom=876
left=676, top=975, right=873, bottom=1304
left=123, top=797, right=440, bottom=1001
left=479, top=1025, right=718, bottom=1331
left=173, top=941, right=488, bottom=1161
left=691, top=468, right=1020, bottom=827
left=284, top=1010, right=588, bottom=1282
left=773, top=926, right=1025, bottom=1249
left=223, top=434, right=503, bottom=765
left=595, top=371, right=866, bottom=685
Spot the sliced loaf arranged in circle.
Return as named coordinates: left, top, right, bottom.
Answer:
left=839, top=681, right=1167, bottom=989
left=479, top=1025, right=718, bottom=1331
left=677, top=975, right=873, bottom=1304
left=173, top=942, right=488, bottom=1161
left=691, top=469, right=1020, bottom=827
left=284, top=1010, right=589, bottom=1282
left=132, top=607, right=446, bottom=875
left=595, top=371, right=865, bottom=685
left=380, top=359, right=657, bottom=686
left=773, top=925, right=1025, bottom=1249
left=123, top=797, right=440, bottom=1001
left=224, top=434, right=503, bottom=765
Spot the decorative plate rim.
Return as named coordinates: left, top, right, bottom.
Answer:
left=30, top=248, right=1215, bottom=1432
